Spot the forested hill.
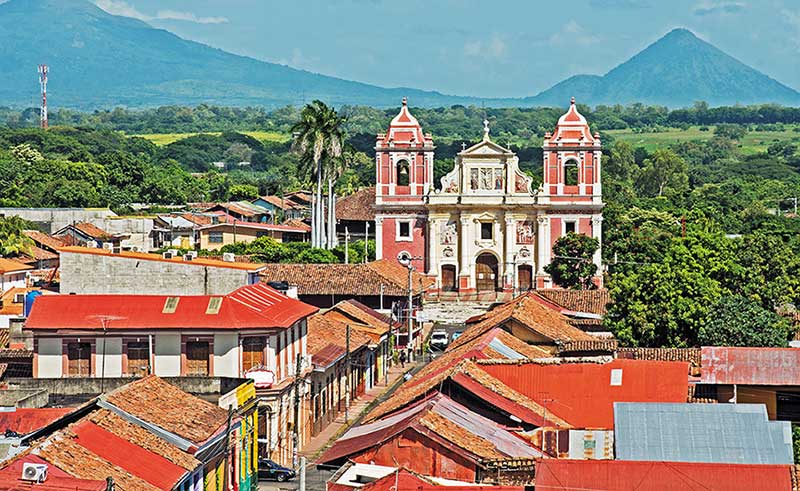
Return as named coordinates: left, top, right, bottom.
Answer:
left=0, top=0, right=798, bottom=109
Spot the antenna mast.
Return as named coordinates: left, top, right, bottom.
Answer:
left=38, top=64, right=48, bottom=129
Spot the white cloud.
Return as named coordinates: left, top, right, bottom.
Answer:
left=549, top=20, right=601, bottom=47
left=463, top=35, right=507, bottom=59
left=693, top=1, right=746, bottom=16
left=156, top=10, right=229, bottom=25
left=783, top=8, right=800, bottom=49
left=94, top=1, right=228, bottom=24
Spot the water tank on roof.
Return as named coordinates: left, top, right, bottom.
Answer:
left=267, top=281, right=289, bottom=291
left=24, top=291, right=42, bottom=317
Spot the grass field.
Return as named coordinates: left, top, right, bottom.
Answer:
left=132, top=130, right=289, bottom=146
left=606, top=125, right=800, bottom=154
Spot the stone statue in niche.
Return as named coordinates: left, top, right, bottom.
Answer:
left=516, top=221, right=534, bottom=244
left=441, top=221, right=457, bottom=245
left=481, top=169, right=493, bottom=190
left=494, top=169, right=504, bottom=190
left=470, top=169, right=479, bottom=191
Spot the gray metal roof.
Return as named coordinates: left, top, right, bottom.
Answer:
left=488, top=337, right=525, bottom=360
left=614, top=403, right=793, bottom=465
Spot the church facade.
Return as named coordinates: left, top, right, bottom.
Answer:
left=374, top=97, right=603, bottom=296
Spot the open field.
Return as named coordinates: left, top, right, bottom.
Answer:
left=132, top=131, right=289, bottom=146
left=606, top=125, right=800, bottom=154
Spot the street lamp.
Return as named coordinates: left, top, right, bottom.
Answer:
left=397, top=252, right=423, bottom=362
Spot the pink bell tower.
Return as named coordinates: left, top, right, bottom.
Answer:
left=374, top=98, right=434, bottom=272
left=538, top=97, right=603, bottom=287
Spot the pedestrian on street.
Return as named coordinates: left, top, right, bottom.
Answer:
left=399, top=349, right=406, bottom=368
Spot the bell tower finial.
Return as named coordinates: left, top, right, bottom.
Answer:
left=483, top=118, right=490, bottom=139
left=402, top=96, right=408, bottom=107
left=570, top=96, right=576, bottom=105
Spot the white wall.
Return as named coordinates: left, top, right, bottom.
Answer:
left=95, top=337, right=122, bottom=378
left=154, top=333, right=181, bottom=377
left=214, top=332, right=239, bottom=377
left=37, top=338, right=62, bottom=378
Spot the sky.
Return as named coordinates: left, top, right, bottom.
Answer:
left=92, top=0, right=800, bottom=98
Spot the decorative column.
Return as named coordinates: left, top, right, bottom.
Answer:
left=459, top=216, right=472, bottom=289
left=428, top=218, right=440, bottom=276
left=536, top=216, right=549, bottom=274
left=503, top=215, right=516, bottom=290
left=592, top=215, right=603, bottom=275
left=374, top=217, right=384, bottom=260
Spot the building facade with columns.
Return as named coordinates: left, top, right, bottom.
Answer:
left=374, top=97, right=603, bottom=296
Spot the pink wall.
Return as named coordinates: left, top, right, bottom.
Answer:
left=382, top=217, right=426, bottom=272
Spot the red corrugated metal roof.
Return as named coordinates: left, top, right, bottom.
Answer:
left=701, top=346, right=800, bottom=385
left=0, top=408, right=72, bottom=435
left=71, top=420, right=187, bottom=489
left=479, top=359, right=689, bottom=428
left=0, top=455, right=106, bottom=491
left=26, top=283, right=317, bottom=330
left=355, top=468, right=523, bottom=491
left=534, top=459, right=793, bottom=491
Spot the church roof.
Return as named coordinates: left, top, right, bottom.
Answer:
left=377, top=98, right=433, bottom=148
left=547, top=97, right=598, bottom=145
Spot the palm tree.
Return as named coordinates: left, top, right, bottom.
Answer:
left=291, top=101, right=344, bottom=248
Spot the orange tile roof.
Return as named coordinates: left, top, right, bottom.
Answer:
left=336, top=187, right=376, bottom=222
left=23, top=230, right=67, bottom=251
left=58, top=246, right=266, bottom=271
left=88, top=409, right=200, bottom=471
left=0, top=258, right=33, bottom=274
left=535, top=289, right=610, bottom=315
left=103, top=376, right=227, bottom=446
left=72, top=222, right=114, bottom=240
left=307, top=313, right=372, bottom=358
left=324, top=300, right=391, bottom=342
left=19, top=245, right=58, bottom=263
left=0, top=287, right=26, bottom=317
left=450, top=293, right=595, bottom=352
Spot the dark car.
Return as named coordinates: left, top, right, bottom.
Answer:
left=258, top=459, right=296, bottom=482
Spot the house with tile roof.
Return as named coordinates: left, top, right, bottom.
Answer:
left=24, top=284, right=315, bottom=467
left=52, top=222, right=126, bottom=249
left=0, top=259, right=32, bottom=293
left=0, top=376, right=260, bottom=491
left=0, top=454, right=106, bottom=491
left=197, top=220, right=310, bottom=251
left=318, top=393, right=543, bottom=482
left=335, top=187, right=376, bottom=243
left=328, top=464, right=525, bottom=491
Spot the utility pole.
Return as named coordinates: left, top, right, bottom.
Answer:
left=344, top=227, right=350, bottom=264
left=292, top=352, right=302, bottom=469
left=364, top=222, right=370, bottom=263
left=407, top=265, right=413, bottom=362
left=222, top=405, right=233, bottom=490
left=345, top=325, right=351, bottom=423
left=299, top=456, right=307, bottom=491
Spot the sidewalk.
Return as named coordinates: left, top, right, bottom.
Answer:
left=300, top=361, right=411, bottom=461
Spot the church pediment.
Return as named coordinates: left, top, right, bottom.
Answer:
left=461, top=138, right=512, bottom=156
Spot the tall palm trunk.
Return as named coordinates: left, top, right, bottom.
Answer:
left=316, top=160, right=324, bottom=248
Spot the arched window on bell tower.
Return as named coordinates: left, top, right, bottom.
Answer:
left=397, top=160, right=410, bottom=186
left=564, top=160, right=579, bottom=186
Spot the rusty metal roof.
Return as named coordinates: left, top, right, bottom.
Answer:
left=701, top=346, right=800, bottom=385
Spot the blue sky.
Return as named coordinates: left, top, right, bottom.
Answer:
left=94, top=0, right=800, bottom=98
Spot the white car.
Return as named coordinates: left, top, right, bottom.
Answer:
left=430, top=331, right=449, bottom=351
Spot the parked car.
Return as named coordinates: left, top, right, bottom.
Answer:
left=258, top=459, right=296, bottom=482
left=451, top=330, right=464, bottom=342
left=430, top=330, right=449, bottom=350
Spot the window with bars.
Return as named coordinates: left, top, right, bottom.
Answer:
left=209, top=232, right=223, bottom=243
left=127, top=341, right=149, bottom=376
left=186, top=341, right=210, bottom=376
left=67, top=342, right=91, bottom=377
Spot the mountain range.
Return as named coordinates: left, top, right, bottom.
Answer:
left=0, top=0, right=798, bottom=109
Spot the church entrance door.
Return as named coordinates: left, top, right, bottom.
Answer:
left=441, top=265, right=457, bottom=292
left=475, top=253, right=499, bottom=292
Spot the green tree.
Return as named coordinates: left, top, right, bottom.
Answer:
left=0, top=216, right=34, bottom=257
left=714, top=123, right=747, bottom=141
left=291, top=100, right=344, bottom=248
left=295, top=247, right=338, bottom=264
left=635, top=149, right=688, bottom=197
left=544, top=233, right=599, bottom=289
left=229, top=184, right=259, bottom=201
left=698, top=295, right=792, bottom=347
left=245, top=236, right=290, bottom=263
left=223, top=142, right=254, bottom=165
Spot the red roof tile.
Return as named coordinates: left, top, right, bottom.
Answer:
left=478, top=359, right=689, bottom=428
left=534, top=459, right=793, bottom=491
left=0, top=455, right=106, bottom=491
left=354, top=467, right=523, bottom=491
left=701, top=346, right=800, bottom=385
left=72, top=222, right=114, bottom=240
left=104, top=376, right=227, bottom=446
left=24, top=230, right=68, bottom=252
left=0, top=258, right=33, bottom=274
left=71, top=420, right=187, bottom=489
left=336, top=187, right=376, bottom=222
left=535, top=289, right=609, bottom=315
left=0, top=408, right=72, bottom=435
left=26, top=283, right=317, bottom=331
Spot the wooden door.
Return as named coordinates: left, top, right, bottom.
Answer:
left=186, top=341, right=210, bottom=376
left=518, top=265, right=533, bottom=291
left=127, top=342, right=149, bottom=376
left=475, top=253, right=499, bottom=292
left=242, top=337, right=266, bottom=371
left=67, top=342, right=91, bottom=377
left=441, top=265, right=457, bottom=292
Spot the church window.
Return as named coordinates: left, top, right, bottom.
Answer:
left=397, top=221, right=411, bottom=240
left=565, top=221, right=577, bottom=234
left=397, top=160, right=410, bottom=186
left=564, top=161, right=579, bottom=186
left=480, top=222, right=493, bottom=240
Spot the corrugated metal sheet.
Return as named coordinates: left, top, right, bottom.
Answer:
left=702, top=347, right=800, bottom=385
left=614, top=403, right=794, bottom=465
left=480, top=359, right=689, bottom=428
left=534, top=459, right=794, bottom=491
left=487, top=338, right=525, bottom=360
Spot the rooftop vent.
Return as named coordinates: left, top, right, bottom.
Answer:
left=222, top=252, right=235, bottom=263
left=163, top=297, right=180, bottom=314
left=21, top=463, right=47, bottom=483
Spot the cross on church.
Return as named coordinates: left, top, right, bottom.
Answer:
left=461, top=142, right=467, bottom=151
left=483, top=119, right=490, bottom=136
